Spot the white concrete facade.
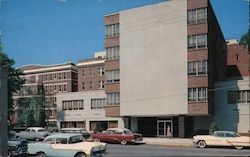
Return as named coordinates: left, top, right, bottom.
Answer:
left=214, top=77, right=250, bottom=134
left=120, top=1, right=188, bottom=116
left=56, top=90, right=124, bottom=131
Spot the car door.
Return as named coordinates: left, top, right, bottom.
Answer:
left=224, top=132, right=240, bottom=146
left=210, top=132, right=228, bottom=146
left=41, top=137, right=56, bottom=157
left=51, top=138, right=75, bottom=157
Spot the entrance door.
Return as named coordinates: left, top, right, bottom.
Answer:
left=157, top=120, right=172, bottom=137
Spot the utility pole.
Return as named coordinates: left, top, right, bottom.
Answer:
left=0, top=67, right=8, bottom=157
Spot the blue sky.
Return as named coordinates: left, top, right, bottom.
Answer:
left=0, top=0, right=249, bottom=67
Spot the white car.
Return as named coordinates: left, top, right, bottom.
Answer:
left=193, top=131, right=250, bottom=149
left=15, top=127, right=51, bottom=141
left=27, top=133, right=107, bottom=157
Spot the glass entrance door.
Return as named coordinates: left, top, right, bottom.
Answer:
left=157, top=120, right=172, bottom=137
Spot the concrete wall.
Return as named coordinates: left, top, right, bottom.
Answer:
left=120, top=0, right=188, bottom=116
left=56, top=90, right=124, bottom=131
left=214, top=77, right=250, bottom=133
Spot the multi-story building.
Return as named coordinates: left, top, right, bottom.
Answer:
left=77, top=51, right=105, bottom=91
left=104, top=0, right=227, bottom=137
left=13, top=62, right=78, bottom=126
left=213, top=40, right=249, bottom=135
left=56, top=52, right=124, bottom=131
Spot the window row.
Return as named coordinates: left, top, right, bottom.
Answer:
left=107, top=93, right=120, bottom=106
left=82, top=67, right=105, bottom=77
left=91, top=98, right=106, bottom=109
left=105, top=23, right=119, bottom=38
left=188, top=8, right=207, bottom=24
left=188, top=34, right=207, bottom=50
left=42, top=72, right=68, bottom=81
left=82, top=81, right=104, bottom=90
left=45, top=96, right=57, bottom=103
left=106, top=46, right=119, bottom=60
left=228, top=90, right=250, bottom=104
left=188, top=60, right=207, bottom=76
left=106, top=70, right=120, bottom=83
left=62, top=100, right=84, bottom=110
left=188, top=87, right=208, bottom=102
left=45, top=83, right=67, bottom=93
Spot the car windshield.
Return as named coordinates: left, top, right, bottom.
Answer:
left=123, top=129, right=133, bottom=134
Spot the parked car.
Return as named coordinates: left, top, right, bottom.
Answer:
left=61, top=128, right=91, bottom=140
left=15, top=127, right=51, bottom=141
left=27, top=133, right=107, bottom=157
left=8, top=134, right=28, bottom=157
left=193, top=131, right=250, bottom=149
left=92, top=128, right=143, bottom=145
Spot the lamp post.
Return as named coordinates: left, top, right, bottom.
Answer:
left=0, top=67, right=8, bottom=157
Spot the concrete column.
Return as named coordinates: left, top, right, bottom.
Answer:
left=0, top=67, right=8, bottom=157
left=85, top=120, right=90, bottom=132
left=178, top=116, right=185, bottom=138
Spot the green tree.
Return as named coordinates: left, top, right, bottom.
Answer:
left=209, top=122, right=219, bottom=134
left=0, top=42, right=25, bottom=124
left=239, top=29, right=250, bottom=53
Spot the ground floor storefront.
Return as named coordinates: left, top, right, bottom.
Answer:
left=125, top=116, right=204, bottom=138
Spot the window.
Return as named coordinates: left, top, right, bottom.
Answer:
left=44, top=138, right=55, bottom=144
left=90, top=81, right=92, bottom=89
left=236, top=54, right=239, bottom=61
left=49, top=110, right=53, bottom=117
left=188, top=87, right=208, bottom=102
left=188, top=60, right=207, bottom=76
left=105, top=23, right=119, bottom=38
left=107, top=93, right=120, bottom=106
left=106, top=46, right=119, bottom=60
left=89, top=69, right=93, bottom=77
left=91, top=98, right=106, bottom=109
left=63, top=84, right=67, bottom=92
left=188, top=8, right=207, bottom=24
left=106, top=70, right=120, bottom=83
left=62, top=100, right=84, bottom=110
left=82, top=82, right=85, bottom=90
left=98, top=81, right=104, bottom=89
left=54, top=85, right=57, bottom=92
left=188, top=34, right=207, bottom=50
left=82, top=70, right=85, bottom=77
left=228, top=90, right=250, bottom=104
left=98, top=67, right=105, bottom=76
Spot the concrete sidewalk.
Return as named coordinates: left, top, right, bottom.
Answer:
left=143, top=137, right=194, bottom=147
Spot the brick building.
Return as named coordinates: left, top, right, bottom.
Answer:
left=103, top=0, right=227, bottom=137
left=13, top=62, right=78, bottom=126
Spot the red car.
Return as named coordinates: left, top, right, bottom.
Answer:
left=92, top=128, right=143, bottom=145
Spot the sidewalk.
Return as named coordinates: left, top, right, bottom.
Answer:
left=143, top=137, right=194, bottom=147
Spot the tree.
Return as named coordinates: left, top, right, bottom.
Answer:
left=94, top=122, right=103, bottom=133
left=239, top=29, right=250, bottom=53
left=0, top=42, right=25, bottom=124
left=209, top=122, right=219, bottom=134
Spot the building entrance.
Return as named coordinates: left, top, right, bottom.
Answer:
left=157, top=120, right=172, bottom=137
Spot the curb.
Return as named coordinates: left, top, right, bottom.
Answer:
left=145, top=142, right=194, bottom=148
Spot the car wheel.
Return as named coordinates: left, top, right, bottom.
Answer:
left=197, top=140, right=206, bottom=148
left=75, top=152, right=87, bottom=157
left=235, top=146, right=243, bottom=150
left=120, top=140, right=127, bottom=145
left=35, top=152, right=47, bottom=157
left=93, top=138, right=100, bottom=142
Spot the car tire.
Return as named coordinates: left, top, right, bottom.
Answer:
left=93, top=138, right=100, bottom=142
left=35, top=152, right=47, bottom=157
left=120, top=140, right=127, bottom=145
left=75, top=152, right=87, bottom=157
left=197, top=140, right=206, bottom=148
left=235, top=146, right=243, bottom=150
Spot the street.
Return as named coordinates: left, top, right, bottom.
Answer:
left=103, top=144, right=250, bottom=157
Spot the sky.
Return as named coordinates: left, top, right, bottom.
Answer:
left=0, top=0, right=249, bottom=67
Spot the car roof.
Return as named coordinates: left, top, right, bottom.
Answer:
left=61, top=128, right=87, bottom=131
left=27, top=127, right=45, bottom=130
left=46, top=133, right=82, bottom=139
left=214, top=131, right=236, bottom=134
left=107, top=128, right=129, bottom=131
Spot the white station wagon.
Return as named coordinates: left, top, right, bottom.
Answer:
left=27, top=133, right=107, bottom=157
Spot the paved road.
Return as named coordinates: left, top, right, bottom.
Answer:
left=104, top=144, right=250, bottom=157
